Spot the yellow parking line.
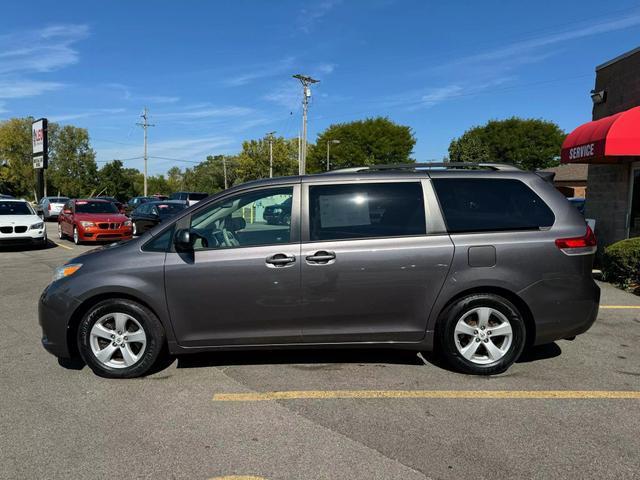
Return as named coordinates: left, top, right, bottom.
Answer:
left=52, top=241, right=73, bottom=250
left=212, top=390, right=640, bottom=402
left=600, top=305, right=640, bottom=309
left=208, top=477, right=266, bottom=480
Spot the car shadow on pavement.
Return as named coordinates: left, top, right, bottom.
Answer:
left=176, top=348, right=425, bottom=370
left=0, top=239, right=56, bottom=252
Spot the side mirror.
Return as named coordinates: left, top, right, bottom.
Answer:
left=174, top=228, right=193, bottom=252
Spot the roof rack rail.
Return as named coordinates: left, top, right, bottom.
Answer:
left=326, top=162, right=521, bottom=173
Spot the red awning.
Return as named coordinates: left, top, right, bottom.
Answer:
left=561, top=106, right=640, bottom=163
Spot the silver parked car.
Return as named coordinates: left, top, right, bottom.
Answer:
left=39, top=163, right=600, bottom=378
left=37, top=196, right=70, bottom=220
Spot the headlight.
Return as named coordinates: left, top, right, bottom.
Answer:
left=80, top=221, right=95, bottom=228
left=30, top=222, right=44, bottom=230
left=52, top=263, right=82, bottom=282
left=124, top=220, right=132, bottom=227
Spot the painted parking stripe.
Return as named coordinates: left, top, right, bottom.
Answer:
left=600, top=305, right=640, bottom=309
left=208, top=476, right=266, bottom=480
left=213, top=390, right=640, bottom=402
left=51, top=241, right=74, bottom=250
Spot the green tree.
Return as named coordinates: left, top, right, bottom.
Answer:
left=182, top=155, right=237, bottom=192
left=306, top=117, right=416, bottom=172
left=97, top=160, right=139, bottom=200
left=448, top=117, right=566, bottom=170
left=0, top=117, right=43, bottom=198
left=236, top=136, right=298, bottom=182
left=166, top=166, right=184, bottom=192
left=48, top=125, right=98, bottom=197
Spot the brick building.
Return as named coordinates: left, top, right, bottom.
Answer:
left=561, top=46, right=640, bottom=248
left=541, top=164, right=588, bottom=198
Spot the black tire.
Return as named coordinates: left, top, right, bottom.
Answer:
left=77, top=299, right=166, bottom=379
left=437, top=293, right=526, bottom=375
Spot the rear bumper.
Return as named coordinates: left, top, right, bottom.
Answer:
left=519, top=278, right=601, bottom=345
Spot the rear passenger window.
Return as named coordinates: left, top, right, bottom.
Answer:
left=432, top=178, right=555, bottom=233
left=308, top=182, right=426, bottom=241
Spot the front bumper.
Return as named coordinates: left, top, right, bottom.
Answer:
left=39, top=281, right=82, bottom=358
left=78, top=225, right=132, bottom=242
left=0, top=229, right=46, bottom=246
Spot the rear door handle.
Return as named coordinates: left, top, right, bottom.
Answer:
left=305, top=250, right=336, bottom=264
left=266, top=253, right=296, bottom=267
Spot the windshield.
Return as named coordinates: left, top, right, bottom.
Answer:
left=75, top=201, right=118, bottom=214
left=0, top=201, right=33, bottom=215
left=156, top=203, right=187, bottom=217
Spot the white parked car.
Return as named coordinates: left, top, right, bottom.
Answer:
left=0, top=199, right=47, bottom=248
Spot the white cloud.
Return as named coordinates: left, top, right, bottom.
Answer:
left=153, top=105, right=254, bottom=121
left=297, top=0, right=342, bottom=33
left=96, top=136, right=236, bottom=170
left=0, top=24, right=87, bottom=105
left=223, top=57, right=296, bottom=87
left=421, top=85, right=464, bottom=107
left=0, top=79, right=64, bottom=99
left=49, top=108, right=127, bottom=122
left=0, top=24, right=88, bottom=75
left=443, top=12, right=640, bottom=70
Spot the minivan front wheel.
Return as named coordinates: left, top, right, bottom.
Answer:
left=77, top=299, right=165, bottom=378
left=437, top=294, right=526, bottom=375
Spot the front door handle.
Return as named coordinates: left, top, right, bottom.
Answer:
left=305, top=250, right=336, bottom=264
left=266, top=253, right=296, bottom=267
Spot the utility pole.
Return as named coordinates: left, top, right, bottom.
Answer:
left=293, top=74, right=319, bottom=175
left=222, top=156, right=228, bottom=189
left=266, top=131, right=276, bottom=178
left=136, top=107, right=155, bottom=196
left=326, top=139, right=340, bottom=171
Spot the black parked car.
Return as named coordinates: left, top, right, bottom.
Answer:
left=125, top=196, right=154, bottom=215
left=130, top=200, right=188, bottom=236
left=263, top=197, right=292, bottom=225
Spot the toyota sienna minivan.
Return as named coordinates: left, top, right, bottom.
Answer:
left=39, top=163, right=600, bottom=378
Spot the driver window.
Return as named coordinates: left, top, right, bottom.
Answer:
left=190, top=187, right=293, bottom=250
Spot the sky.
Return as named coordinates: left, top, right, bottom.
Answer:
left=1, top=0, right=640, bottom=175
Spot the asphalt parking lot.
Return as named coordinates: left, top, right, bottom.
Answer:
left=1, top=222, right=639, bottom=480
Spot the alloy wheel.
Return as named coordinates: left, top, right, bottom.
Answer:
left=453, top=307, right=513, bottom=365
left=89, top=312, right=147, bottom=369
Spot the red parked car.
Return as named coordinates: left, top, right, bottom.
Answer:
left=57, top=199, right=133, bottom=245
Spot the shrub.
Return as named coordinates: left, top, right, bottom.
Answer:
left=602, top=237, right=640, bottom=288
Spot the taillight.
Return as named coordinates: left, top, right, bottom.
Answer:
left=555, top=225, right=597, bottom=254
left=48, top=204, right=51, bottom=211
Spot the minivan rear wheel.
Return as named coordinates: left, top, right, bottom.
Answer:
left=437, top=293, right=526, bottom=375
left=77, top=299, right=165, bottom=378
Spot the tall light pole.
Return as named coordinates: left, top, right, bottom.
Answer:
left=136, top=107, right=155, bottom=196
left=326, top=139, right=340, bottom=171
left=222, top=156, right=228, bottom=189
left=293, top=74, right=319, bottom=175
left=266, top=131, right=276, bottom=178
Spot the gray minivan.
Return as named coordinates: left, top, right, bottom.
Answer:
left=39, top=163, right=600, bottom=378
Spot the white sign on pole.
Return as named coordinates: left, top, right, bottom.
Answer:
left=32, top=119, right=45, bottom=154
left=33, top=155, right=44, bottom=169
